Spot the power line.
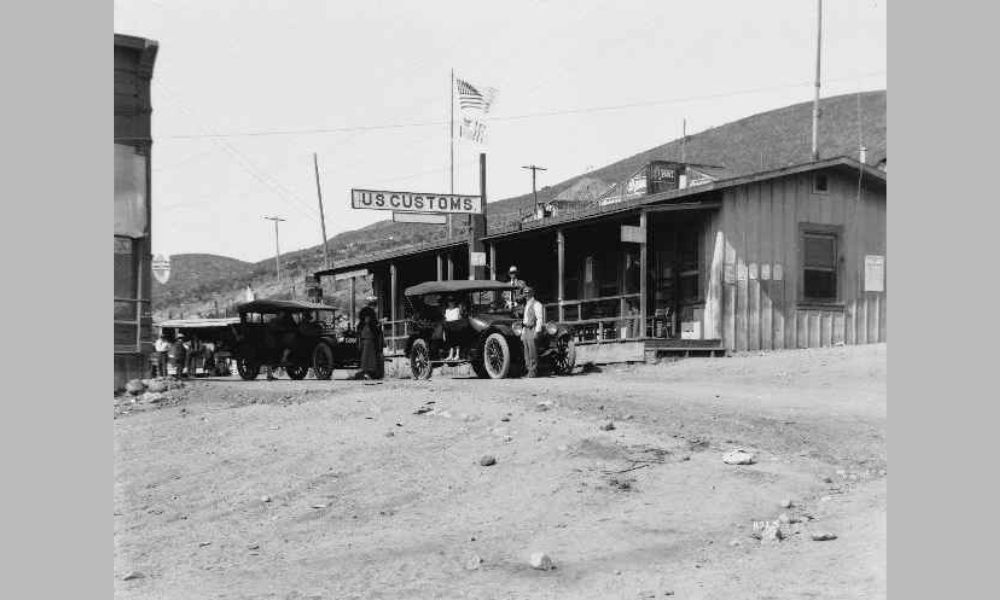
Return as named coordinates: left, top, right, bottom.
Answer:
left=116, top=71, right=886, bottom=142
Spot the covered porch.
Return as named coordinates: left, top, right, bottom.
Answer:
left=485, top=196, right=726, bottom=360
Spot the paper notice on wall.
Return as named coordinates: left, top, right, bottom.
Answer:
left=865, top=255, right=885, bottom=292
left=773, top=264, right=783, bottom=281
left=761, top=263, right=771, bottom=280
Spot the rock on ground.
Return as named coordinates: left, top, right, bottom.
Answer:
left=465, top=554, right=483, bottom=571
left=811, top=531, right=838, bottom=541
left=480, top=455, right=497, bottom=467
left=722, top=449, right=756, bottom=465
left=529, top=552, right=554, bottom=571
left=146, top=380, right=169, bottom=393
left=125, top=379, right=146, bottom=395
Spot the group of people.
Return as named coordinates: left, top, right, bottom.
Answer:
left=153, top=332, right=215, bottom=379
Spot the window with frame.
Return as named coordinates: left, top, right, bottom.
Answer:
left=813, top=173, right=829, bottom=193
left=802, top=230, right=839, bottom=301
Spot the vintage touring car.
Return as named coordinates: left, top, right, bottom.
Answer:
left=232, top=299, right=358, bottom=380
left=403, top=280, right=576, bottom=379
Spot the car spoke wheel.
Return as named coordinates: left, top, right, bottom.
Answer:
left=552, top=338, right=576, bottom=375
left=483, top=333, right=511, bottom=379
left=312, top=344, right=334, bottom=380
left=236, top=357, right=259, bottom=380
left=286, top=364, right=309, bottom=380
left=410, top=339, right=433, bottom=380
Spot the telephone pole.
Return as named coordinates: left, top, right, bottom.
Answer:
left=313, top=153, right=331, bottom=269
left=263, top=216, right=286, bottom=282
left=811, top=0, right=823, bottom=161
left=521, top=164, right=547, bottom=215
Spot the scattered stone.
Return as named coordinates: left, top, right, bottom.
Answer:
left=503, top=436, right=513, bottom=443
left=146, top=380, right=168, bottom=393
left=142, top=392, right=167, bottom=404
left=780, top=498, right=794, bottom=509
left=465, top=554, right=484, bottom=571
left=122, top=571, right=144, bottom=581
left=625, top=414, right=635, bottom=420
left=600, top=422, right=616, bottom=431
left=760, top=522, right=783, bottom=544
left=811, top=531, right=838, bottom=541
left=198, top=541, right=212, bottom=547
left=535, top=402, right=552, bottom=412
left=414, top=406, right=433, bottom=415
left=722, top=449, right=756, bottom=465
left=614, top=569, right=623, bottom=576
left=822, top=476, right=834, bottom=483
left=729, top=539, right=742, bottom=547
left=261, top=495, right=272, bottom=503
left=311, top=503, right=328, bottom=509
left=500, top=416, right=510, bottom=422
left=529, top=552, right=554, bottom=571
left=384, top=431, right=395, bottom=438
left=480, top=455, right=497, bottom=467
left=125, top=379, right=146, bottom=395
left=664, top=592, right=675, bottom=597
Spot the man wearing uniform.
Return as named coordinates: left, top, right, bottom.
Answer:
left=520, top=286, right=545, bottom=378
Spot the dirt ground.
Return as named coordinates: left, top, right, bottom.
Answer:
left=114, top=344, right=886, bottom=600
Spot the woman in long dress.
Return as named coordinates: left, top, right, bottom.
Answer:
left=357, top=307, right=384, bottom=380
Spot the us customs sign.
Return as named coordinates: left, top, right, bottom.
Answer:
left=351, top=189, right=483, bottom=215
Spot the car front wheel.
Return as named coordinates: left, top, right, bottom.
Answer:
left=410, top=339, right=433, bottom=380
left=286, top=364, right=309, bottom=380
left=482, top=332, right=511, bottom=379
left=236, top=357, right=259, bottom=380
left=312, top=344, right=334, bottom=380
left=552, top=338, right=576, bottom=376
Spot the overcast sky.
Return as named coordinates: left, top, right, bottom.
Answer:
left=114, top=0, right=886, bottom=263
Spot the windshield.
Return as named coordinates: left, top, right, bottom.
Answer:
left=409, top=289, right=514, bottom=319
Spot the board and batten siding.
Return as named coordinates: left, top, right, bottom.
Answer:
left=712, top=169, right=886, bottom=351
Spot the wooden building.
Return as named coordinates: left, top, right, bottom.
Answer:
left=114, top=34, right=158, bottom=390
left=315, top=155, right=886, bottom=362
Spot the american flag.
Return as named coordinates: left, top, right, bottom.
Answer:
left=455, top=78, right=497, bottom=113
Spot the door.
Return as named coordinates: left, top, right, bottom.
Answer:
left=649, top=217, right=702, bottom=339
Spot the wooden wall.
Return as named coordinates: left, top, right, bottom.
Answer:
left=710, top=169, right=886, bottom=351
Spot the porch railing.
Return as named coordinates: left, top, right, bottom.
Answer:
left=381, top=319, right=413, bottom=356
left=556, top=293, right=643, bottom=344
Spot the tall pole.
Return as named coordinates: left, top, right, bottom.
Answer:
left=811, top=0, right=823, bottom=161
left=313, top=153, right=331, bottom=269
left=263, top=216, right=285, bottom=282
left=681, top=118, right=687, bottom=163
left=521, top=164, right=547, bottom=215
left=449, top=69, right=455, bottom=239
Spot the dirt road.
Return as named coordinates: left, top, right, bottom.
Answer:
left=114, top=344, right=886, bottom=600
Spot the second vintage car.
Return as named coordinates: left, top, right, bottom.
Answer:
left=232, top=299, right=359, bottom=380
left=403, top=280, right=576, bottom=380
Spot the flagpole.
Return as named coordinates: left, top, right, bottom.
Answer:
left=449, top=69, right=455, bottom=239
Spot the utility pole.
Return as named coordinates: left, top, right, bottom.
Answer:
left=521, top=164, right=547, bottom=216
left=313, top=153, right=331, bottom=269
left=263, top=216, right=286, bottom=282
left=811, top=0, right=823, bottom=161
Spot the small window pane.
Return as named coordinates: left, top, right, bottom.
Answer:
left=114, top=237, right=136, bottom=299
left=804, top=269, right=837, bottom=299
left=804, top=235, right=836, bottom=268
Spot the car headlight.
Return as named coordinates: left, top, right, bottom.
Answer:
left=512, top=322, right=524, bottom=335
left=545, top=322, right=558, bottom=336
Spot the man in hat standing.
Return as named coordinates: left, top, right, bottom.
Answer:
left=505, top=265, right=526, bottom=311
left=170, top=333, right=189, bottom=379
left=520, top=286, right=545, bottom=378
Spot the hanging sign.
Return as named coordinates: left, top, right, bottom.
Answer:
left=620, top=225, right=646, bottom=244
left=392, top=212, right=448, bottom=224
left=351, top=189, right=483, bottom=214
left=152, top=254, right=171, bottom=284
left=470, top=251, right=487, bottom=267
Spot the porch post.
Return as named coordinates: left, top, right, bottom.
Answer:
left=349, top=276, right=356, bottom=329
left=489, top=242, right=497, bottom=280
left=556, top=228, right=565, bottom=321
left=639, top=210, right=649, bottom=338
left=447, top=254, right=454, bottom=280
left=389, top=262, right=398, bottom=350
left=436, top=253, right=443, bottom=281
